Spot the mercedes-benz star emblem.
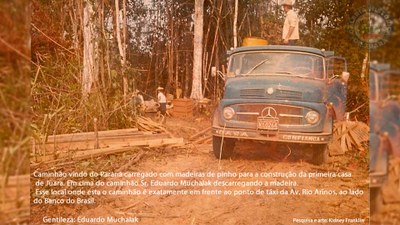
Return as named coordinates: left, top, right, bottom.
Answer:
left=261, top=107, right=277, bottom=118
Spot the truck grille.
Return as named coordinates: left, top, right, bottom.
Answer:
left=276, top=89, right=303, bottom=99
left=240, top=88, right=302, bottom=100
left=240, top=89, right=265, bottom=98
left=233, top=104, right=304, bottom=125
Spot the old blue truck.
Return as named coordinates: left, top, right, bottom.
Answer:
left=369, top=63, right=400, bottom=213
left=212, top=45, right=349, bottom=164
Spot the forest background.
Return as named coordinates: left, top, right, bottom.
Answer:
left=0, top=0, right=399, bottom=223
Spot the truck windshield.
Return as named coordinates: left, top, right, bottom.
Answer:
left=371, top=71, right=400, bottom=101
left=228, top=52, right=324, bottom=79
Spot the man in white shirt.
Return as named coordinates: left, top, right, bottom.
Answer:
left=157, top=87, right=167, bottom=123
left=281, top=0, right=299, bottom=45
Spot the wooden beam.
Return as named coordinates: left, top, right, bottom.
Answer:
left=36, top=133, right=172, bottom=154
left=189, top=126, right=211, bottom=140
left=192, top=135, right=211, bottom=145
left=45, top=128, right=140, bottom=143
left=32, top=138, right=185, bottom=164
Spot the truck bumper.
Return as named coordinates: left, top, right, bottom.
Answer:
left=212, top=126, right=331, bottom=144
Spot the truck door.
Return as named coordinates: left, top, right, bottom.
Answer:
left=326, top=56, right=349, bottom=121
left=379, top=71, right=400, bottom=156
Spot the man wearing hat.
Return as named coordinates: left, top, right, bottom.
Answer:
left=281, top=0, right=299, bottom=45
left=134, top=89, right=145, bottom=115
left=157, top=87, right=167, bottom=123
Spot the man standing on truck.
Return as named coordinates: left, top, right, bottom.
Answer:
left=281, top=0, right=299, bottom=45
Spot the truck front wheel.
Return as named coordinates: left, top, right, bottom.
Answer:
left=370, top=187, right=383, bottom=214
left=312, top=144, right=328, bottom=165
left=213, top=136, right=236, bottom=159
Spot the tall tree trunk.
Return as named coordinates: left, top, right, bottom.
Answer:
left=190, top=0, right=204, bottom=100
left=115, top=0, right=124, bottom=64
left=166, top=0, right=174, bottom=94
left=175, top=50, right=179, bottom=98
left=115, top=0, right=128, bottom=102
left=122, top=0, right=128, bottom=102
left=99, top=0, right=106, bottom=90
left=82, top=0, right=98, bottom=99
left=185, top=52, right=190, bottom=98
left=69, top=0, right=80, bottom=53
left=233, top=0, right=238, bottom=48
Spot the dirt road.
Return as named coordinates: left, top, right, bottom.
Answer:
left=31, top=117, right=370, bottom=225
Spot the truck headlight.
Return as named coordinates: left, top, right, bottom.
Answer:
left=223, top=107, right=235, bottom=120
left=305, top=111, right=319, bottom=124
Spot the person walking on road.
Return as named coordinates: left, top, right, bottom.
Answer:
left=281, top=0, right=299, bottom=45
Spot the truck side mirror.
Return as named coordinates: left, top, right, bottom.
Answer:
left=211, top=66, right=217, bottom=77
left=329, top=74, right=339, bottom=82
left=211, top=66, right=227, bottom=81
left=383, top=95, right=399, bottom=104
left=342, top=71, right=350, bottom=82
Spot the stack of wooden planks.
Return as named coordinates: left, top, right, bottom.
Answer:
left=328, top=121, right=369, bottom=155
left=137, top=116, right=169, bottom=133
left=172, top=99, right=193, bottom=117
left=0, top=175, right=30, bottom=224
left=31, top=127, right=184, bottom=165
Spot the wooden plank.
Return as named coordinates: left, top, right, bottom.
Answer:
left=345, top=134, right=352, bottom=150
left=137, top=116, right=165, bottom=132
left=45, top=128, right=140, bottom=143
left=31, top=138, right=185, bottom=164
left=34, top=138, right=184, bottom=163
left=174, top=104, right=193, bottom=109
left=37, top=133, right=172, bottom=153
left=173, top=107, right=193, bottom=113
left=173, top=99, right=193, bottom=107
left=349, top=123, right=369, bottom=145
left=116, top=151, right=145, bottom=172
left=192, top=135, right=211, bottom=145
left=47, top=133, right=170, bottom=144
left=172, top=111, right=193, bottom=117
left=189, top=127, right=211, bottom=140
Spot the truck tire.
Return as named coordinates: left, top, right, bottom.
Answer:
left=312, top=144, right=328, bottom=165
left=213, top=136, right=236, bottom=159
left=370, top=187, right=383, bottom=214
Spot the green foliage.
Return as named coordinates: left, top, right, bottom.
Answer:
left=234, top=0, right=369, bottom=121
left=32, top=0, right=390, bottom=135
left=31, top=0, right=140, bottom=136
left=0, top=0, right=30, bottom=177
left=31, top=51, right=138, bottom=135
left=295, top=0, right=369, bottom=122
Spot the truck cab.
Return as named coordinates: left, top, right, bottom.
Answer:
left=369, top=63, right=400, bottom=213
left=212, top=45, right=349, bottom=164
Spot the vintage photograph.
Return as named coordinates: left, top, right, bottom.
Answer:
left=0, top=0, right=399, bottom=224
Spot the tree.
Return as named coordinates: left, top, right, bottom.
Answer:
left=82, top=0, right=99, bottom=99
left=115, top=0, right=129, bottom=102
left=190, top=0, right=205, bottom=100
left=233, top=0, right=238, bottom=48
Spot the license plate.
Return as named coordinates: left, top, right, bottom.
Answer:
left=257, top=117, right=279, bottom=130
